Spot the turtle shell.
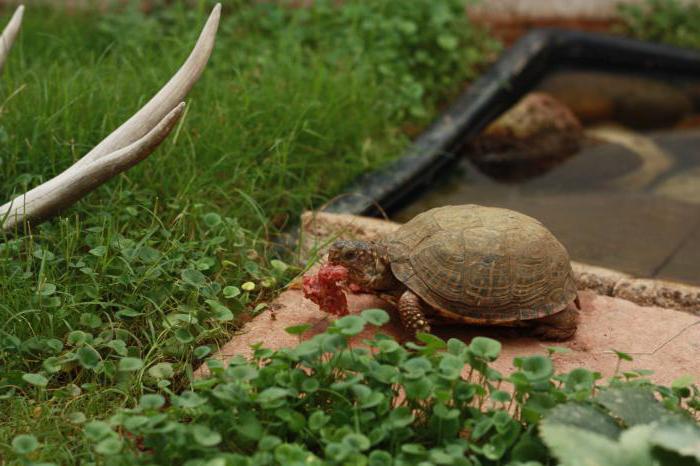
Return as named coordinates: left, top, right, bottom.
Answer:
left=385, top=205, right=577, bottom=323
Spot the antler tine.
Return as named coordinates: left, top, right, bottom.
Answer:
left=0, top=5, right=24, bottom=74
left=75, top=3, right=221, bottom=167
left=1, top=4, right=221, bottom=231
left=1, top=104, right=186, bottom=231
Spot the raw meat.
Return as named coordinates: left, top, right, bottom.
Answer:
left=303, top=264, right=350, bottom=316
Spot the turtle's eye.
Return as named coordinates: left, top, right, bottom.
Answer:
left=343, top=250, right=358, bottom=261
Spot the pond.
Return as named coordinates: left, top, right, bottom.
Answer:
left=393, top=68, right=700, bottom=285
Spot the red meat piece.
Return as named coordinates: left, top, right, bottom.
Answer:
left=347, top=283, right=364, bottom=293
left=303, top=264, right=350, bottom=316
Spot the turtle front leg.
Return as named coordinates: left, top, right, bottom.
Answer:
left=398, top=290, right=431, bottom=336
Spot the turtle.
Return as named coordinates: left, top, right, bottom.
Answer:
left=328, top=204, right=580, bottom=340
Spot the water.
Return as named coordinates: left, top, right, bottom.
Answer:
left=393, top=69, right=700, bottom=285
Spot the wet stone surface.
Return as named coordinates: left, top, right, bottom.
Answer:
left=394, top=129, right=700, bottom=286
left=392, top=68, right=700, bottom=285
left=539, top=70, right=694, bottom=129
left=398, top=186, right=700, bottom=281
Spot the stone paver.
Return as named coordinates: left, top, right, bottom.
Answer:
left=655, top=226, right=700, bottom=284
left=198, top=214, right=700, bottom=386
left=197, top=287, right=700, bottom=387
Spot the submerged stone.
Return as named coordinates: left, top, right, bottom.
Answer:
left=469, top=92, right=583, bottom=181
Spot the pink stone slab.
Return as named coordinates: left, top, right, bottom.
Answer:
left=197, top=212, right=700, bottom=386
left=196, top=288, right=700, bottom=387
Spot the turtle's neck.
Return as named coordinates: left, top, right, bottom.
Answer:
left=368, top=242, right=403, bottom=292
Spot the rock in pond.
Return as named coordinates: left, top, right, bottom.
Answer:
left=469, top=92, right=583, bottom=182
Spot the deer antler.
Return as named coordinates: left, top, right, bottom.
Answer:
left=0, top=5, right=23, bottom=74
left=0, top=3, right=221, bottom=231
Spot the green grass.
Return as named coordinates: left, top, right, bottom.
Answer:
left=3, top=1, right=700, bottom=464
left=0, top=1, right=495, bottom=462
left=618, top=0, right=700, bottom=49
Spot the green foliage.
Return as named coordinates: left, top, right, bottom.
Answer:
left=619, top=0, right=700, bottom=49
left=541, top=412, right=700, bottom=466
left=537, top=356, right=700, bottom=466
left=31, top=312, right=690, bottom=466
left=0, top=208, right=282, bottom=389
left=2, top=1, right=700, bottom=464
left=0, top=1, right=495, bottom=462
left=227, top=0, right=497, bottom=119
left=12, top=434, right=40, bottom=455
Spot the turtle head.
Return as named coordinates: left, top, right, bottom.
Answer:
left=328, top=239, right=398, bottom=291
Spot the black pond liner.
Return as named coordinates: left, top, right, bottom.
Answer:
left=323, top=28, right=700, bottom=217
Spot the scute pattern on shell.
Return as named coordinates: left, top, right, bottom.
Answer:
left=386, top=205, right=578, bottom=323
